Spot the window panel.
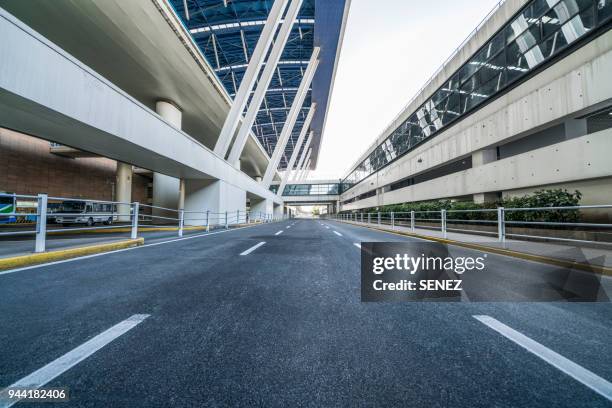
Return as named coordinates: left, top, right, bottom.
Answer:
left=599, top=0, right=612, bottom=22
left=342, top=0, right=602, bottom=190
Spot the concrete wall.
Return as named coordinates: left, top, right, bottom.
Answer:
left=0, top=128, right=149, bottom=203
left=183, top=179, right=247, bottom=226
left=341, top=30, right=612, bottom=210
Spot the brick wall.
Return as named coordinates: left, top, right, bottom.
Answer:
left=0, top=128, right=150, bottom=203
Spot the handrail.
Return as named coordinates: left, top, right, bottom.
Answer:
left=331, top=203, right=612, bottom=246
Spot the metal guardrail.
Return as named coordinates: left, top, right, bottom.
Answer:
left=0, top=193, right=286, bottom=253
left=329, top=205, right=612, bottom=246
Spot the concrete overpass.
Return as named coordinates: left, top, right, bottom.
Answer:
left=0, top=0, right=349, bottom=221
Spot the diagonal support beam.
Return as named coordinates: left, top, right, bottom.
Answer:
left=213, top=0, right=289, bottom=158
left=298, top=149, right=312, bottom=181
left=260, top=46, right=320, bottom=188
left=292, top=131, right=313, bottom=182
left=299, top=158, right=312, bottom=181
left=226, top=0, right=304, bottom=165
left=276, top=103, right=316, bottom=196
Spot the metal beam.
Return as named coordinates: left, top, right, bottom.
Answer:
left=277, top=103, right=316, bottom=197
left=297, top=148, right=312, bottom=181
left=260, top=46, right=320, bottom=188
left=300, top=158, right=312, bottom=181
left=292, top=131, right=313, bottom=181
left=226, top=0, right=303, bottom=165
left=213, top=0, right=289, bottom=157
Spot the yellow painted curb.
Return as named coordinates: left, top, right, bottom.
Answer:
left=339, top=221, right=612, bottom=277
left=0, top=238, right=144, bottom=271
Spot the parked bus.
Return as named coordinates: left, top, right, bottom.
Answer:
left=0, top=192, right=17, bottom=224
left=54, top=200, right=116, bottom=226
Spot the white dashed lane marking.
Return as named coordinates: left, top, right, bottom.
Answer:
left=240, top=242, right=266, bottom=256
left=474, top=315, right=612, bottom=402
left=0, top=314, right=150, bottom=408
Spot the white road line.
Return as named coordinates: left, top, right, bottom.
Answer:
left=333, top=231, right=343, bottom=237
left=286, top=226, right=291, bottom=229
left=275, top=230, right=283, bottom=236
left=0, top=224, right=267, bottom=276
left=325, top=226, right=330, bottom=229
left=474, top=315, right=612, bottom=402
left=0, top=314, right=149, bottom=408
left=240, top=241, right=266, bottom=256
left=353, top=243, right=361, bottom=249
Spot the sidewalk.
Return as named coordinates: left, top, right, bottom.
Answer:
left=338, top=219, right=612, bottom=270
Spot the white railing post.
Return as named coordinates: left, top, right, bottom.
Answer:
left=131, top=202, right=139, bottom=239
left=361, top=213, right=364, bottom=223
left=498, top=207, right=506, bottom=243
left=377, top=212, right=381, bottom=225
left=225, top=211, right=228, bottom=229
left=237, top=209, right=240, bottom=224
left=410, top=210, right=415, bottom=231
left=178, top=209, right=184, bottom=237
left=35, top=193, right=48, bottom=253
left=206, top=210, right=210, bottom=231
left=368, top=213, right=371, bottom=224
left=391, top=211, right=395, bottom=229
left=441, top=209, right=447, bottom=238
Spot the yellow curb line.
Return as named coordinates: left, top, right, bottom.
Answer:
left=0, top=238, right=144, bottom=271
left=339, top=221, right=612, bottom=277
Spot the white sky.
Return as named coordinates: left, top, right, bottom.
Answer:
left=309, top=0, right=501, bottom=180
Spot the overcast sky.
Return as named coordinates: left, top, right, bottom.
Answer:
left=309, top=0, right=501, bottom=180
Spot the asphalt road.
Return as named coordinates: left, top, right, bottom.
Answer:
left=0, top=228, right=210, bottom=258
left=1, top=219, right=611, bottom=407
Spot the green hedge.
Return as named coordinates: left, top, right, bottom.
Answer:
left=347, top=189, right=582, bottom=222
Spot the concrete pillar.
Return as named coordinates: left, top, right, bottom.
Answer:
left=115, top=161, right=132, bottom=222
left=156, top=100, right=182, bottom=128
left=153, top=100, right=182, bottom=220
left=251, top=198, right=273, bottom=221
left=273, top=203, right=283, bottom=219
left=472, top=148, right=498, bottom=204
left=472, top=148, right=497, bottom=167
left=565, top=118, right=587, bottom=139
left=183, top=179, right=246, bottom=227
left=178, top=178, right=185, bottom=210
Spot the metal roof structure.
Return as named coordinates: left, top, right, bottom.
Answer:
left=169, top=0, right=348, bottom=170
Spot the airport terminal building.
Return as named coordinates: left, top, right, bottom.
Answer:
left=339, top=0, right=612, bottom=211
left=0, top=0, right=349, bottom=219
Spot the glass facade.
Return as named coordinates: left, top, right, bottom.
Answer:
left=342, top=0, right=611, bottom=190
left=271, top=183, right=341, bottom=196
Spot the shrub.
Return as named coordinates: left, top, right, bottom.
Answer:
left=347, top=189, right=582, bottom=223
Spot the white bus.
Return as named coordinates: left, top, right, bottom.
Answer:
left=54, top=200, right=116, bottom=226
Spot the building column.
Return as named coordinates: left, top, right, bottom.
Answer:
left=226, top=0, right=304, bottom=165
left=183, top=179, right=246, bottom=227
left=153, top=100, right=182, bottom=220
left=115, top=161, right=132, bottom=221
left=261, top=47, right=320, bottom=188
left=472, top=148, right=498, bottom=204
left=178, top=178, right=185, bottom=210
left=251, top=197, right=273, bottom=221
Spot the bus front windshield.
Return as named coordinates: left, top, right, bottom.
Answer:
left=59, top=201, right=85, bottom=213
